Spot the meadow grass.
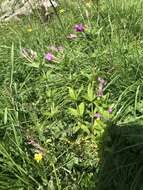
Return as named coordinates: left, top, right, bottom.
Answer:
left=0, top=0, right=143, bottom=189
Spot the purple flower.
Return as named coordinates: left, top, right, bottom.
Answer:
left=108, top=108, right=113, bottom=113
left=95, top=113, right=101, bottom=119
left=45, top=53, right=54, bottom=61
left=97, top=77, right=106, bottom=97
left=98, top=77, right=106, bottom=85
left=74, top=24, right=84, bottom=32
left=67, top=33, right=77, bottom=39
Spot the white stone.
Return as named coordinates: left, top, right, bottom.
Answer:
left=0, top=0, right=58, bottom=21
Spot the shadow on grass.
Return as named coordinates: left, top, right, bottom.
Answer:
left=97, top=123, right=143, bottom=190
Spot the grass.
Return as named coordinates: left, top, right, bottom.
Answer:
left=0, top=0, right=143, bottom=189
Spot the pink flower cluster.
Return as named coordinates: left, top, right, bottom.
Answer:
left=45, top=45, right=64, bottom=62
left=95, top=107, right=112, bottom=120
left=45, top=23, right=85, bottom=61
left=74, top=24, right=84, bottom=32
left=45, top=53, right=54, bottom=61
left=67, top=23, right=85, bottom=40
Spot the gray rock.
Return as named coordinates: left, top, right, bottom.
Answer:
left=0, top=0, right=58, bottom=21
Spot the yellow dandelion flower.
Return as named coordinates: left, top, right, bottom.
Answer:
left=27, top=28, right=32, bottom=32
left=34, top=153, right=43, bottom=162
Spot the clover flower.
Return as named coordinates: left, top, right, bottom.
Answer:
left=95, top=112, right=101, bottom=120
left=74, top=24, right=85, bottom=32
left=34, top=152, right=43, bottom=163
left=108, top=107, right=113, bottom=113
left=45, top=52, right=54, bottom=61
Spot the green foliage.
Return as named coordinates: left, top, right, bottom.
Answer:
left=0, top=0, right=143, bottom=189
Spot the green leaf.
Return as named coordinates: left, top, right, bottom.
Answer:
left=50, top=103, right=59, bottom=115
left=68, top=87, right=77, bottom=100
left=4, top=107, right=7, bottom=124
left=68, top=108, right=78, bottom=117
left=93, top=120, right=105, bottom=132
left=84, top=83, right=95, bottom=102
left=66, top=154, right=79, bottom=170
left=88, top=83, right=95, bottom=101
left=73, top=125, right=80, bottom=133
left=78, top=102, right=85, bottom=117
left=80, top=124, right=90, bottom=134
left=24, top=61, right=40, bottom=68
left=44, top=103, right=59, bottom=118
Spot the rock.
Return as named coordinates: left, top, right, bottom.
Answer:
left=0, top=0, right=58, bottom=22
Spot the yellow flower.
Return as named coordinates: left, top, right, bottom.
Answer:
left=34, top=153, right=43, bottom=162
left=59, top=9, right=65, bottom=14
left=27, top=28, right=32, bottom=32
